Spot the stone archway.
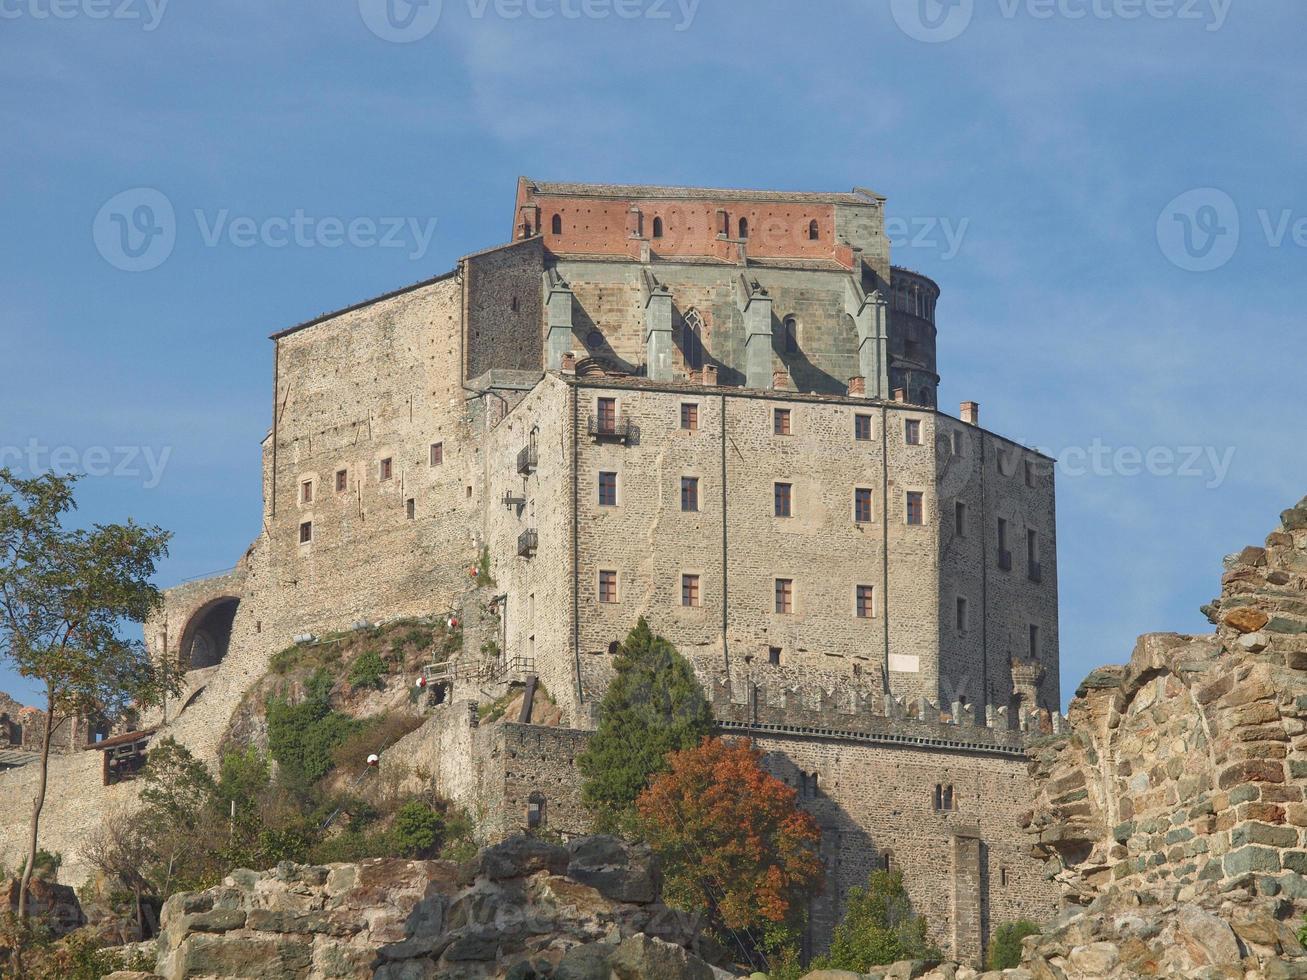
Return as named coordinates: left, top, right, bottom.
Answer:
left=179, top=597, right=239, bottom=670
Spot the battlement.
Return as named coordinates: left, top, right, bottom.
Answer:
left=708, top=677, right=1065, bottom=756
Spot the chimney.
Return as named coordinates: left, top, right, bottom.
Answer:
left=702, top=364, right=718, bottom=387
left=560, top=351, right=577, bottom=375
left=847, top=375, right=866, bottom=397
left=772, top=369, right=791, bottom=390
left=960, top=401, right=980, bottom=426
left=892, top=388, right=907, bottom=403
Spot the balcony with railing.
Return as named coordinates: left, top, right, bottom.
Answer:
left=587, top=414, right=633, bottom=443
left=517, top=529, right=538, bottom=558
left=517, top=445, right=538, bottom=475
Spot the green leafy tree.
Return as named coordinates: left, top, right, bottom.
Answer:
left=812, top=869, right=939, bottom=972
left=266, top=670, right=362, bottom=794
left=0, top=469, right=174, bottom=935
left=577, top=618, right=712, bottom=832
left=987, top=919, right=1041, bottom=970
left=390, top=801, right=444, bottom=856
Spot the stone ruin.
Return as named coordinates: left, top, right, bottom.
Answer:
left=1017, top=495, right=1307, bottom=978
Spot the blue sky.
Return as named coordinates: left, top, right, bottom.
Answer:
left=2, top=0, right=1303, bottom=708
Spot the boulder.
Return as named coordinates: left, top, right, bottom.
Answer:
left=609, top=932, right=716, bottom=980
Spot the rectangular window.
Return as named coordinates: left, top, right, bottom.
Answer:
left=681, top=477, right=699, bottom=512
left=905, top=491, right=924, bottom=525
left=298, top=521, right=312, bottom=544
left=904, top=419, right=922, bottom=445
left=430, top=442, right=444, bottom=466
left=768, top=646, right=782, bottom=666
left=681, top=403, right=699, bottom=431
left=681, top=573, right=700, bottom=607
left=854, top=414, right=873, bottom=441
left=1029, top=623, right=1040, bottom=659
left=597, top=397, right=617, bottom=432
left=406, top=498, right=415, bottom=520
left=774, top=482, right=792, bottom=518
left=301, top=480, right=313, bottom=504
left=774, top=578, right=793, bottom=614
left=599, top=570, right=618, bottom=604
left=998, top=517, right=1012, bottom=569
left=854, top=487, right=873, bottom=524
left=856, top=585, right=875, bottom=619
left=955, top=500, right=967, bottom=536
left=951, top=431, right=963, bottom=457
left=773, top=408, right=792, bottom=436
left=335, top=469, right=348, bottom=493
left=1027, top=529, right=1039, bottom=564
left=598, top=471, right=617, bottom=507
left=1024, top=459, right=1035, bottom=487
left=956, top=596, right=969, bottom=632
left=380, top=457, right=393, bottom=481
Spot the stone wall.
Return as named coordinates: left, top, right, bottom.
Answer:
left=464, top=236, right=545, bottom=380
left=1027, top=494, right=1307, bottom=910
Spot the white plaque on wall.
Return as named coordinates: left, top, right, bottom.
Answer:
left=888, top=654, right=921, bottom=674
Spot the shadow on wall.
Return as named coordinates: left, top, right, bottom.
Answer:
left=180, top=597, right=240, bottom=670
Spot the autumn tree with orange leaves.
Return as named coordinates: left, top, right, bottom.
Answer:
left=636, top=736, right=824, bottom=958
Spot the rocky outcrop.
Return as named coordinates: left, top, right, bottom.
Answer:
left=125, top=835, right=719, bottom=979
left=1014, top=495, right=1307, bottom=978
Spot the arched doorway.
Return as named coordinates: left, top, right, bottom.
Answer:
left=180, top=597, right=239, bottom=670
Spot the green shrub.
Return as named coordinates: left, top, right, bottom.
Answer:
left=391, top=801, right=444, bottom=857
left=987, top=919, right=1041, bottom=971
left=812, top=870, right=939, bottom=972
left=267, top=671, right=362, bottom=793
left=19, top=849, right=62, bottom=882
left=329, top=712, right=424, bottom=773
left=348, top=650, right=386, bottom=690
left=476, top=546, right=495, bottom=587
left=269, top=645, right=301, bottom=674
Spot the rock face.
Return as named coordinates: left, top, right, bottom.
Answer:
left=1014, top=496, right=1307, bottom=978
left=138, top=835, right=714, bottom=979
left=3, top=875, right=85, bottom=936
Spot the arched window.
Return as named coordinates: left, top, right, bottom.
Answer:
left=782, top=315, right=798, bottom=354
left=652, top=216, right=664, bottom=239
left=683, top=308, right=704, bottom=370
left=738, top=217, right=749, bottom=240
left=551, top=213, right=563, bottom=235
left=808, top=219, right=820, bottom=240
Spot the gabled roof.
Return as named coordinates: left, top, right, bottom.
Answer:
left=522, top=178, right=884, bottom=206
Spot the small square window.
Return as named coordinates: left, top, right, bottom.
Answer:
left=299, top=521, right=312, bottom=544
left=774, top=408, right=792, bottom=436
left=774, top=578, right=793, bottom=614
left=906, top=491, right=924, bottom=526
left=599, top=570, right=618, bottom=604
left=380, top=458, right=393, bottom=481
left=681, top=477, right=699, bottom=512
left=956, top=596, right=969, bottom=632
left=406, top=498, right=415, bottom=520
left=681, top=573, right=700, bottom=607
left=955, top=501, right=967, bottom=536
left=854, top=487, right=873, bottom=524
left=904, top=419, right=922, bottom=445
left=430, top=442, right=444, bottom=466
left=774, top=482, right=792, bottom=518
left=681, top=403, right=699, bottom=431
left=856, top=585, right=875, bottom=619
left=854, top=414, right=873, bottom=442
left=301, top=480, right=313, bottom=504
left=598, top=471, right=618, bottom=507
left=335, top=469, right=348, bottom=493
left=768, top=646, right=782, bottom=665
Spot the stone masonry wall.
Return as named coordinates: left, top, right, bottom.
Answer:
left=1027, top=494, right=1307, bottom=911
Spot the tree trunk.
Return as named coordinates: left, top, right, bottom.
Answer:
left=17, top=702, right=55, bottom=924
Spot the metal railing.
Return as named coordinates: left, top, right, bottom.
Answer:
left=516, top=445, right=538, bottom=475
left=517, top=529, right=538, bottom=557
left=586, top=414, right=633, bottom=442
